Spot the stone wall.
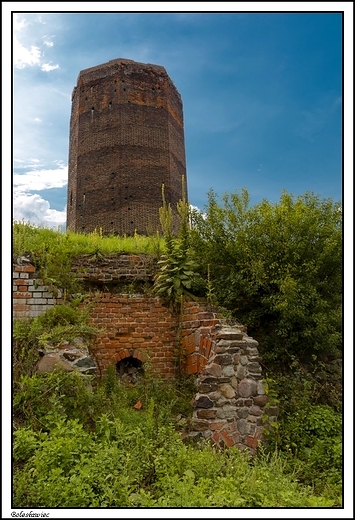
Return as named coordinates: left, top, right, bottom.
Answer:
left=188, top=327, right=271, bottom=454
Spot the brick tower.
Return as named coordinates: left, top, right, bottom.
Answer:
left=66, top=58, right=187, bottom=235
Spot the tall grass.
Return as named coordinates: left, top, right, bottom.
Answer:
left=13, top=221, right=165, bottom=259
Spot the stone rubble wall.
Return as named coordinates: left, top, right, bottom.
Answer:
left=36, top=337, right=98, bottom=375
left=188, top=328, right=273, bottom=454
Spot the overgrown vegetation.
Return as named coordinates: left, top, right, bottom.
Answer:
left=13, top=368, right=340, bottom=507
left=13, top=301, right=102, bottom=381
left=190, top=189, right=342, bottom=370
left=12, top=187, right=342, bottom=507
left=13, top=221, right=164, bottom=294
left=153, top=181, right=204, bottom=309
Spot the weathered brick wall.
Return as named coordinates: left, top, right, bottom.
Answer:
left=70, top=253, right=157, bottom=284
left=66, top=58, right=187, bottom=236
left=84, top=294, right=178, bottom=379
left=13, top=265, right=62, bottom=318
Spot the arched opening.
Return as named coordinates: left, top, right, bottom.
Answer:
left=116, top=356, right=143, bottom=384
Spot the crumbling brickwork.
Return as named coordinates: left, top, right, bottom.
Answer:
left=66, top=58, right=187, bottom=235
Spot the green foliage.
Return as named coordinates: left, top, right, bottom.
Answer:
left=13, top=303, right=102, bottom=381
left=13, top=221, right=164, bottom=294
left=13, top=368, right=341, bottom=508
left=263, top=368, right=342, bottom=502
left=191, top=188, right=342, bottom=368
left=154, top=181, right=204, bottom=307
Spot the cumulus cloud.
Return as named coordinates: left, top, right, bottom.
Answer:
left=13, top=14, right=59, bottom=71
left=41, top=63, right=60, bottom=72
left=13, top=192, right=67, bottom=229
left=14, top=36, right=41, bottom=69
left=13, top=163, right=68, bottom=193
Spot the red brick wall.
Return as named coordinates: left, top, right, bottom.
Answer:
left=181, top=303, right=222, bottom=374
left=85, top=294, right=179, bottom=379
left=83, top=295, right=223, bottom=380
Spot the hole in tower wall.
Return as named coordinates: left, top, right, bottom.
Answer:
left=116, top=357, right=143, bottom=384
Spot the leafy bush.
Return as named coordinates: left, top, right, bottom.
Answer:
left=263, top=370, right=342, bottom=502
left=191, top=189, right=342, bottom=369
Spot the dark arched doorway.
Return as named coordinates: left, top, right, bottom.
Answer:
left=116, top=356, right=143, bottom=384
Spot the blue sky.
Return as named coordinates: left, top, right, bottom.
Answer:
left=10, top=6, right=348, bottom=230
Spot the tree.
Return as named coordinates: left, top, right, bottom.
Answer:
left=191, top=189, right=342, bottom=369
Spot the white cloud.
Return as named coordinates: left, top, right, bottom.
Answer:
left=43, top=35, right=54, bottom=47
left=14, top=36, right=41, bottom=69
left=13, top=14, right=27, bottom=32
left=13, top=192, right=66, bottom=229
left=34, top=117, right=42, bottom=123
left=13, top=163, right=68, bottom=193
left=41, top=63, right=60, bottom=72
left=13, top=14, right=59, bottom=71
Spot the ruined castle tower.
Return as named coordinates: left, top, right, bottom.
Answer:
left=66, top=58, right=187, bottom=235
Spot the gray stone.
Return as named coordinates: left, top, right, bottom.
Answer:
left=249, top=405, right=263, bottom=416
left=247, top=362, right=262, bottom=372
left=36, top=354, right=74, bottom=374
left=74, top=356, right=96, bottom=368
left=240, top=355, right=248, bottom=366
left=208, top=390, right=222, bottom=401
left=198, top=383, right=218, bottom=393
left=216, top=330, right=244, bottom=340
left=216, top=405, right=237, bottom=419
left=233, top=353, right=241, bottom=364
left=238, top=378, right=258, bottom=397
left=214, top=354, right=233, bottom=365
left=237, top=419, right=249, bottom=435
left=236, top=365, right=246, bottom=380
left=222, top=365, right=235, bottom=377
left=216, top=396, right=229, bottom=406
left=193, top=395, right=214, bottom=409
left=203, top=363, right=222, bottom=377
left=249, top=355, right=263, bottom=363
left=63, top=351, right=82, bottom=361
left=245, top=339, right=259, bottom=348
left=236, top=407, right=249, bottom=419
